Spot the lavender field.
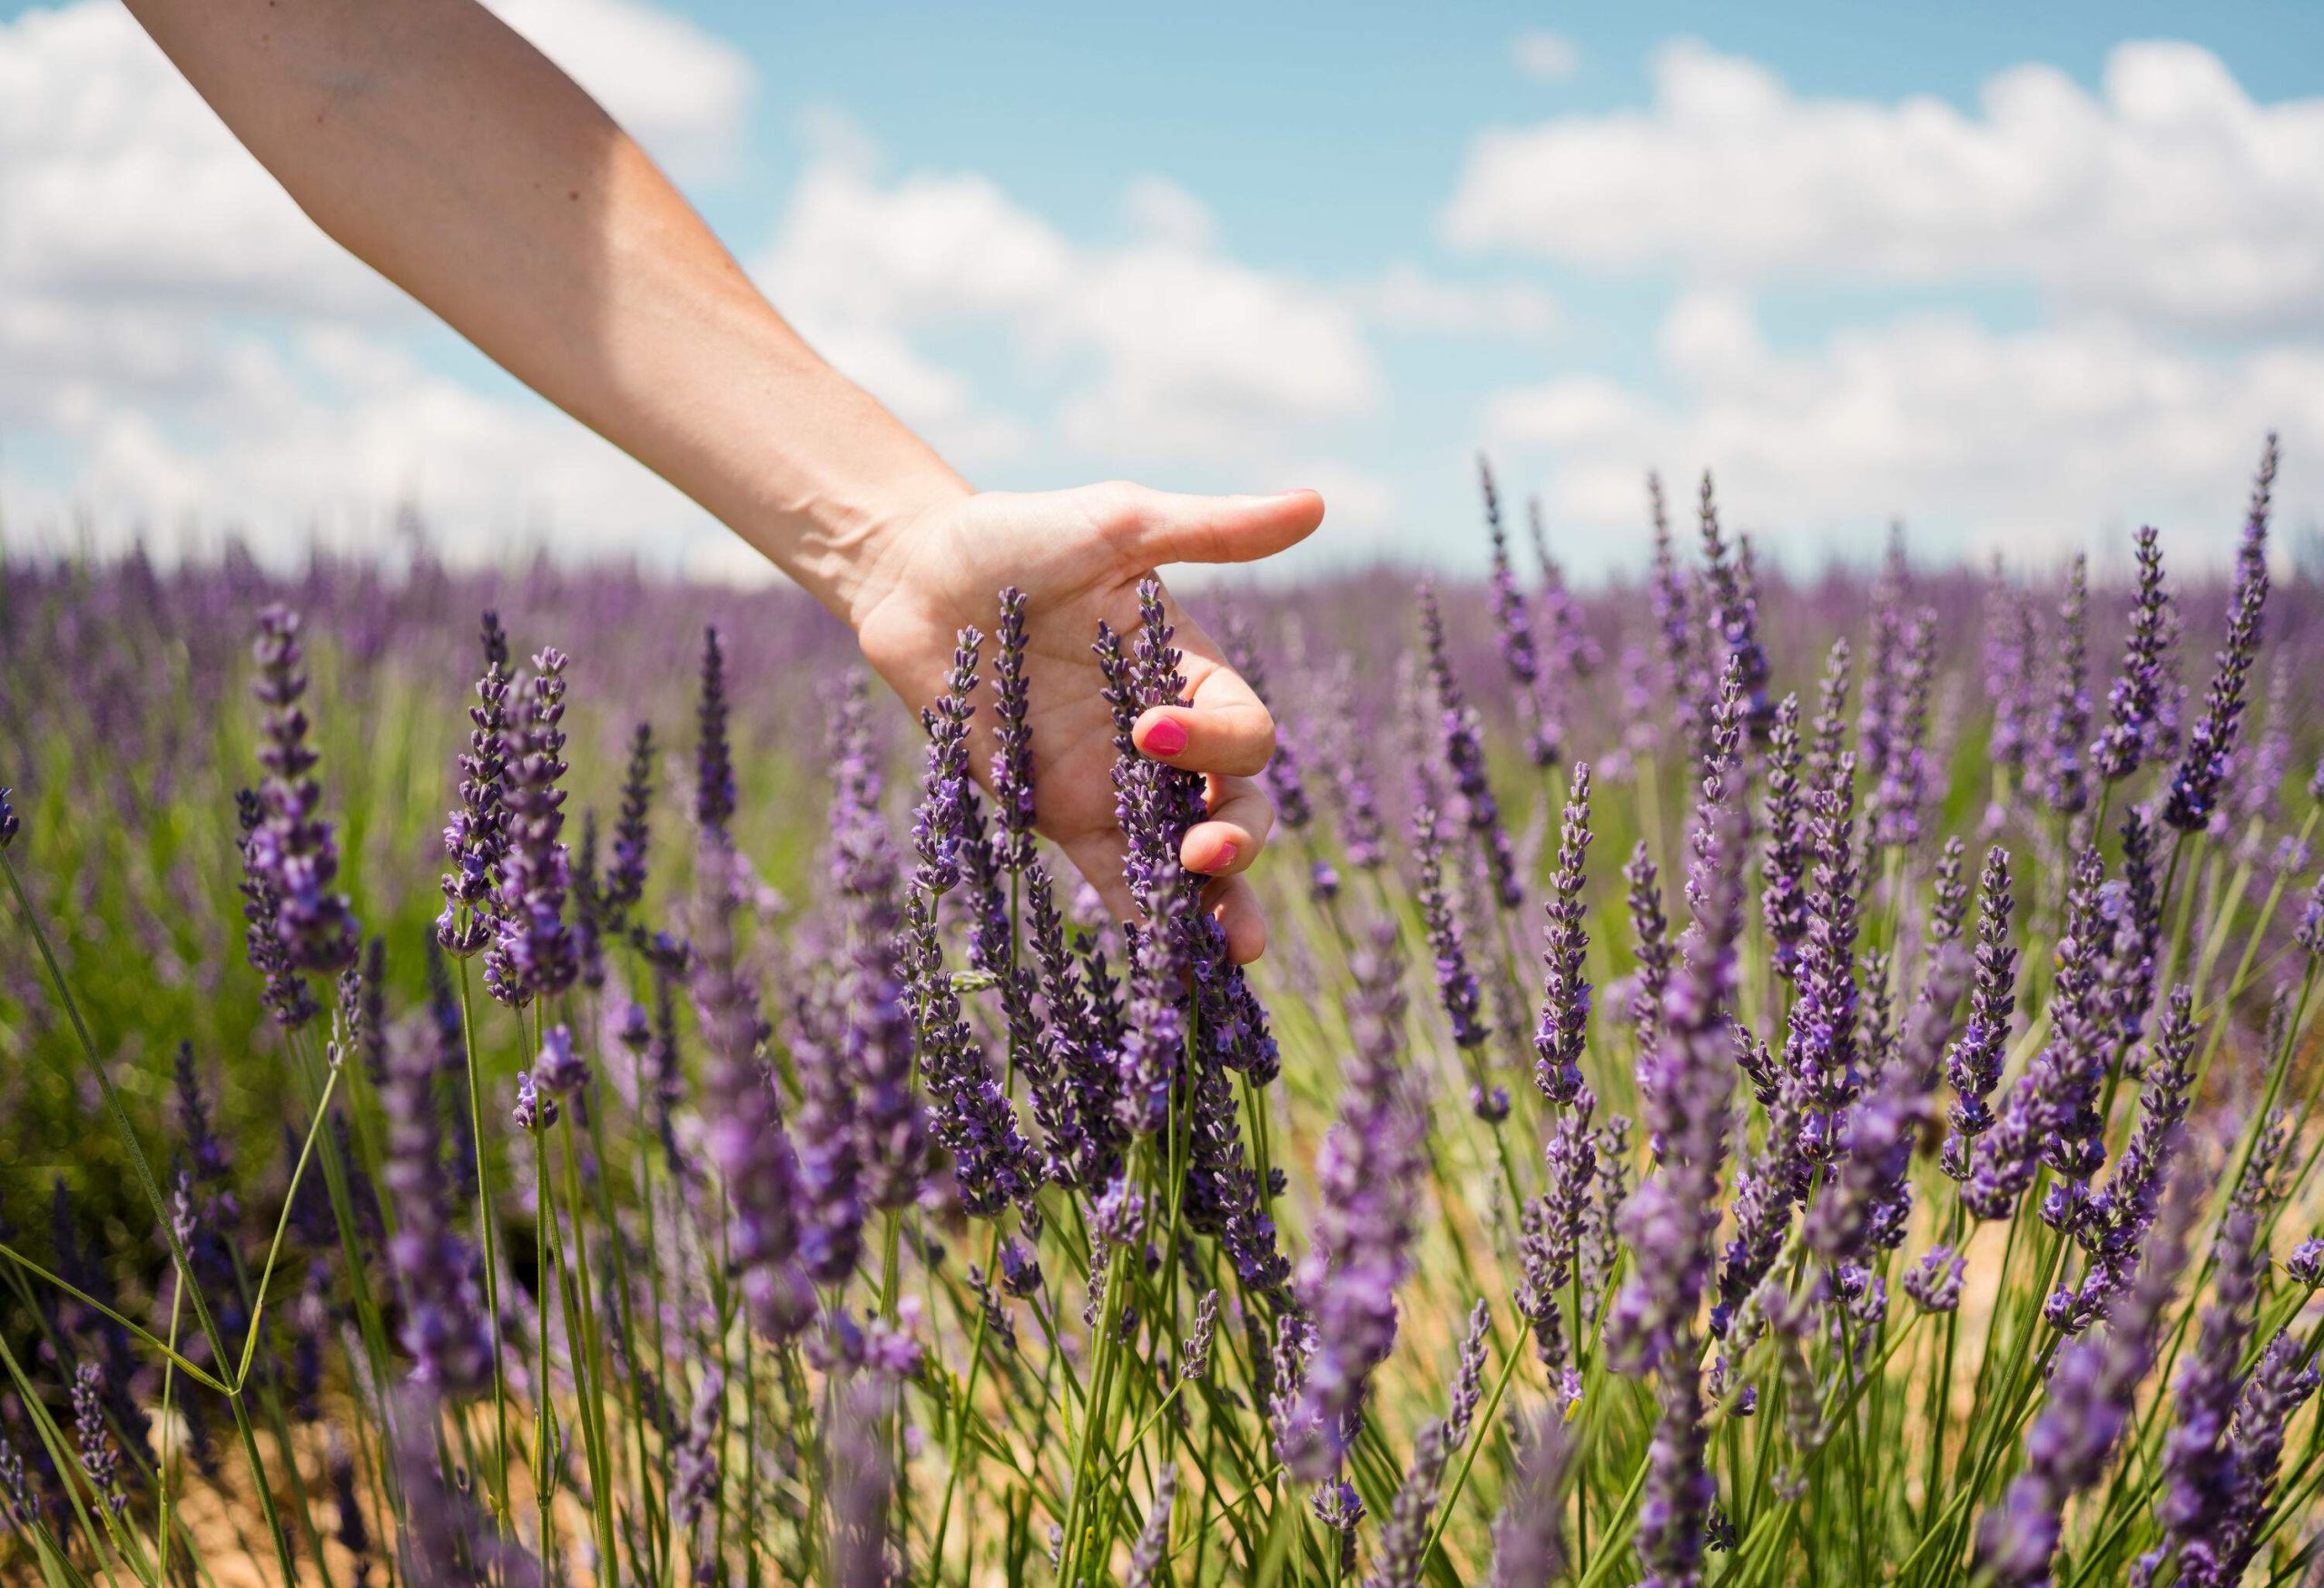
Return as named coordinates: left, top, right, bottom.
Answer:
left=3, top=449, right=2323, bottom=1586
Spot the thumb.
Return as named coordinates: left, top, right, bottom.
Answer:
left=1123, top=487, right=1325, bottom=567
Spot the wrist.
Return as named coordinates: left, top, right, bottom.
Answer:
left=728, top=363, right=970, bottom=632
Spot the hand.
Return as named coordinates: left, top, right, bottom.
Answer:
left=845, top=481, right=1327, bottom=963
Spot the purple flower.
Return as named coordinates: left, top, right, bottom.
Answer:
left=1868, top=608, right=1935, bottom=849
left=1282, top=922, right=1427, bottom=1480
left=2050, top=985, right=2195, bottom=1332
left=245, top=604, right=360, bottom=995
left=603, top=720, right=654, bottom=924
left=829, top=676, right=928, bottom=1210
left=1941, top=846, right=2018, bottom=1180
left=2164, top=435, right=2275, bottom=833
left=1413, top=803, right=1490, bottom=1058
left=485, top=650, right=576, bottom=1008
left=2208, top=1330, right=2321, bottom=1583
left=1221, top=607, right=1315, bottom=836
left=990, top=586, right=1037, bottom=872
left=1482, top=456, right=1558, bottom=768
left=693, top=818, right=813, bottom=1340
left=1984, top=567, right=2039, bottom=781
left=1533, top=764, right=1594, bottom=1106
left=2295, top=868, right=2324, bottom=962
left=2042, top=556, right=2093, bottom=816
left=1696, top=472, right=1773, bottom=743
left=695, top=625, right=738, bottom=836
left=1487, top=1408, right=1571, bottom=1588
left=2289, top=1236, right=2324, bottom=1288
left=1419, top=577, right=1522, bottom=911
left=72, top=1364, right=124, bottom=1517
left=1648, top=471, right=1706, bottom=770
left=1902, top=1247, right=1966, bottom=1313
left=1519, top=1111, right=1597, bottom=1370
left=2146, top=1206, right=2266, bottom=1583
left=1125, top=1465, right=1175, bottom=1588
left=1317, top=656, right=1385, bottom=872
left=2093, top=526, right=2172, bottom=784
left=0, top=786, right=17, bottom=851
left=532, top=1022, right=587, bottom=1097
left=1974, top=1169, right=2198, bottom=1585
left=1760, top=694, right=1808, bottom=981
left=436, top=612, right=513, bottom=957
left=1784, top=754, right=1862, bottom=1172
left=383, top=1021, right=492, bottom=1396
left=1625, top=841, right=1673, bottom=1058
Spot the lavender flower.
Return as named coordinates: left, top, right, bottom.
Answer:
left=0, top=785, right=15, bottom=850
left=485, top=650, right=576, bottom=1007
left=1625, top=842, right=1673, bottom=1056
left=1696, top=472, right=1772, bottom=742
left=604, top=720, right=654, bottom=923
left=1902, top=1247, right=1965, bottom=1313
left=2093, top=526, right=2172, bottom=784
left=2144, top=1206, right=2265, bottom=1583
left=2164, top=435, right=2275, bottom=833
left=1984, top=569, right=2039, bottom=782
left=1534, top=764, right=1594, bottom=1106
left=1482, top=457, right=1557, bottom=767
left=1125, top=1465, right=1176, bottom=1588
left=383, top=1022, right=491, bottom=1395
left=1413, top=803, right=1489, bottom=1056
left=245, top=604, right=359, bottom=997
left=1785, top=754, right=1862, bottom=1171
left=829, top=675, right=929, bottom=1209
left=1487, top=1408, right=1571, bottom=1588
left=2288, top=1236, right=2324, bottom=1288
left=1220, top=607, right=1316, bottom=837
left=1283, top=923, right=1428, bottom=1480
left=72, top=1364, right=124, bottom=1517
left=1868, top=607, right=1935, bottom=849
left=1941, top=846, right=2017, bottom=1179
left=2042, top=556, right=2093, bottom=816
left=436, top=612, right=512, bottom=956
left=1419, top=577, right=1522, bottom=911
left=693, top=814, right=813, bottom=1339
left=1648, top=471, right=1705, bottom=768
left=791, top=995, right=864, bottom=1286
left=990, top=586, right=1037, bottom=872
left=695, top=625, right=738, bottom=836
left=1760, top=694, right=1808, bottom=981
left=1520, top=1111, right=1597, bottom=1370
left=2209, top=1330, right=2320, bottom=1583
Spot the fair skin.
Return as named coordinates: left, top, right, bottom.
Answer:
left=126, top=0, right=1323, bottom=961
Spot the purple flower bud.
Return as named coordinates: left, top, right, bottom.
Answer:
left=244, top=604, right=359, bottom=1019
left=1487, top=1407, right=1571, bottom=1588
left=438, top=613, right=513, bottom=957
left=990, top=587, right=1037, bottom=872
left=1420, top=577, right=1522, bottom=911
left=1697, top=472, right=1773, bottom=743
left=1125, top=1465, right=1176, bottom=1588
left=511, top=1066, right=556, bottom=1131
left=1903, top=1247, right=1966, bottom=1313
left=1941, top=846, right=2018, bottom=1179
left=1984, top=568, right=2039, bottom=781
left=694, top=626, right=738, bottom=836
left=2164, top=436, right=2275, bottom=833
left=2041, top=557, right=2093, bottom=816
left=1413, top=803, right=1489, bottom=1058
left=1371, top=1303, right=1492, bottom=1588
left=2093, top=526, right=2172, bottom=784
left=604, top=720, right=654, bottom=924
left=1760, top=695, right=1808, bottom=981
left=1534, top=764, right=1594, bottom=1106
left=485, top=650, right=576, bottom=1008
left=1482, top=457, right=1559, bottom=767
left=0, top=785, right=17, bottom=851
left=2289, top=1236, right=2324, bottom=1288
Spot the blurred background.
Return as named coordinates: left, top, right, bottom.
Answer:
left=2, top=0, right=2321, bottom=581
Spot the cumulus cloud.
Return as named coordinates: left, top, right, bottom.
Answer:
left=1511, top=29, right=1581, bottom=83
left=0, top=0, right=755, bottom=567
left=1354, top=264, right=1559, bottom=340
left=1486, top=291, right=2323, bottom=567
left=1446, top=38, right=2324, bottom=334
left=755, top=130, right=1385, bottom=471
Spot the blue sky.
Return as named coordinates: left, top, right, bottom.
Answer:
left=2, top=0, right=2319, bottom=582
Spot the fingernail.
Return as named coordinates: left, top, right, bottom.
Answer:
left=1211, top=839, right=1240, bottom=871
left=1144, top=717, right=1188, bottom=757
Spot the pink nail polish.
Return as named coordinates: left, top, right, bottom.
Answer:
left=1145, top=717, right=1188, bottom=757
left=1212, top=840, right=1240, bottom=870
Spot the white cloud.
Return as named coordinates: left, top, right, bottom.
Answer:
left=0, top=0, right=761, bottom=567
left=755, top=126, right=1384, bottom=471
left=1511, top=29, right=1581, bottom=83
left=1446, top=38, right=2324, bottom=334
left=1354, top=263, right=1559, bottom=340
left=1486, top=291, right=2324, bottom=567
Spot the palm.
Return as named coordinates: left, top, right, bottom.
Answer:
left=851, top=483, right=1323, bottom=956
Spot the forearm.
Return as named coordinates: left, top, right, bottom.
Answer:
left=123, top=0, right=965, bottom=616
